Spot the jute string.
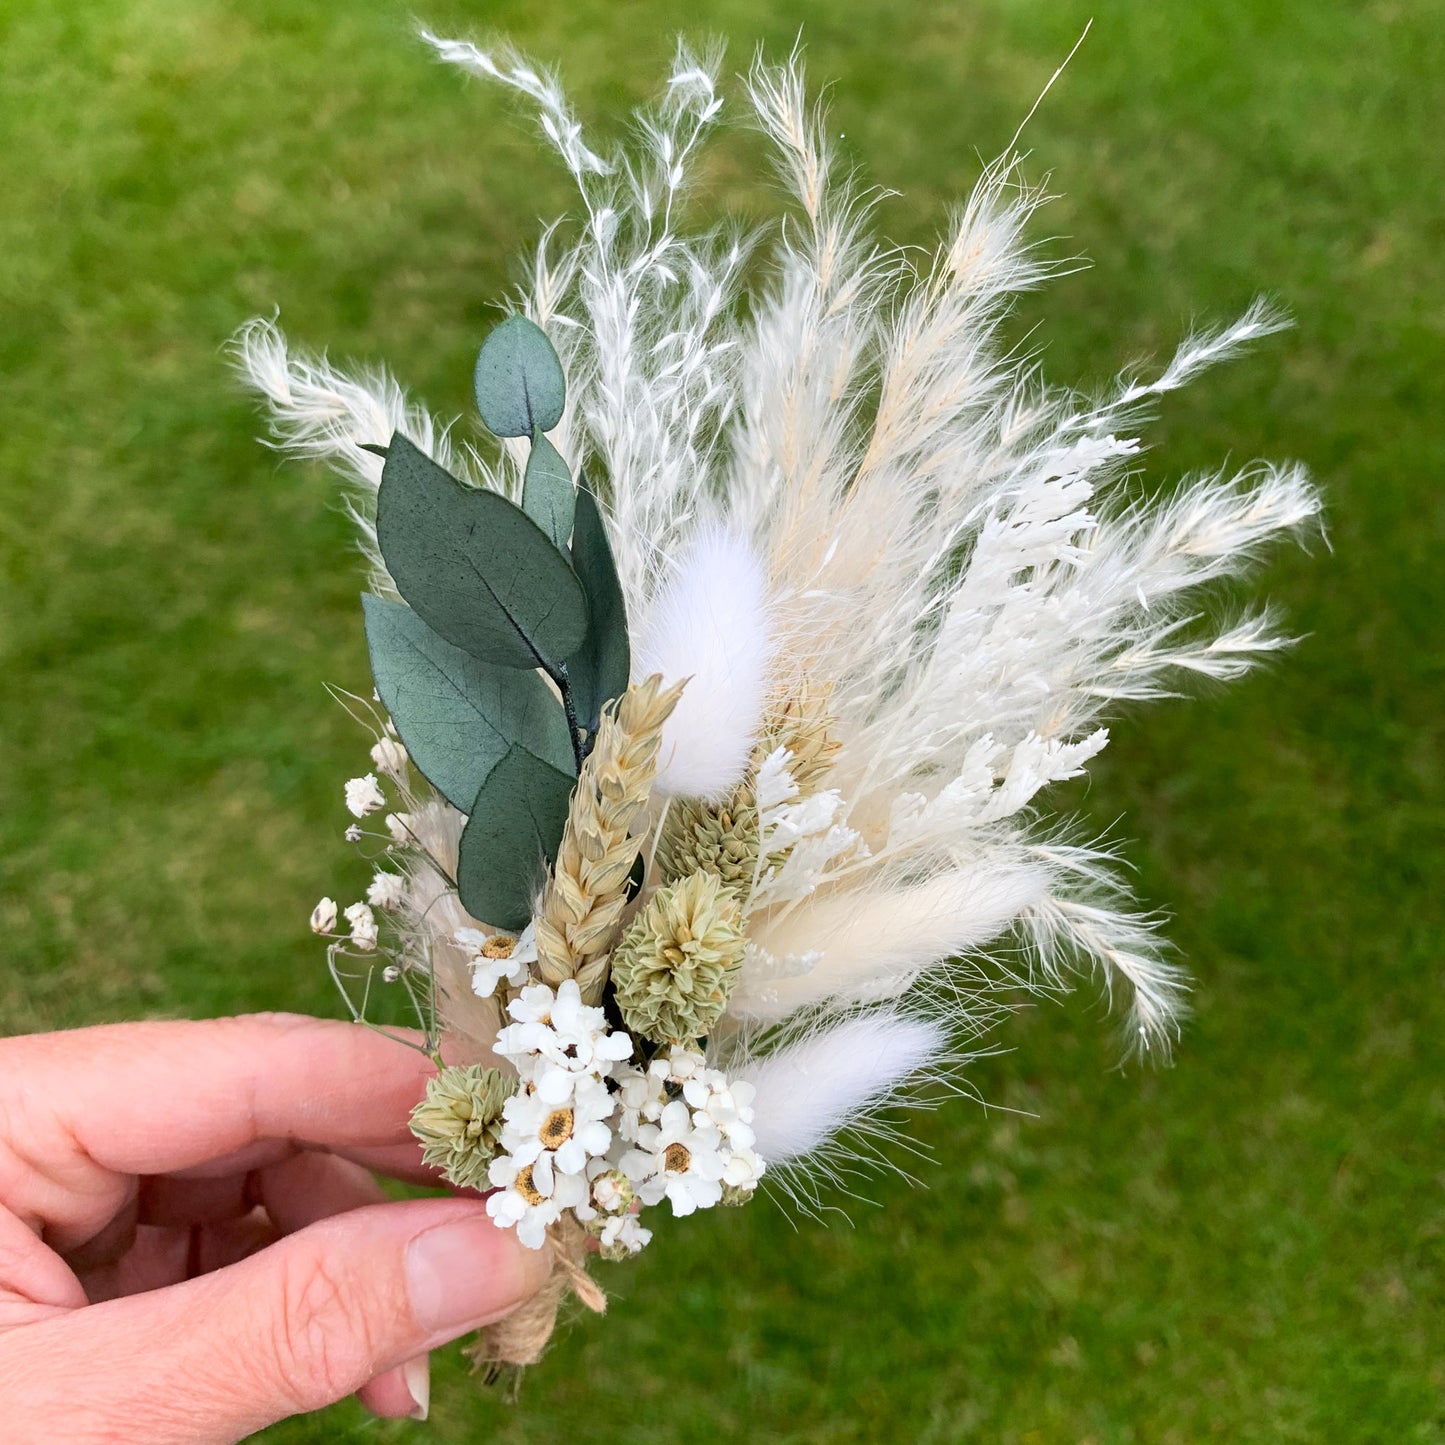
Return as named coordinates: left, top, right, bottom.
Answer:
left=469, top=1216, right=605, bottom=1376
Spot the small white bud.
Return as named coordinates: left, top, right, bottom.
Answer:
left=309, top=897, right=338, bottom=934
left=344, top=774, right=386, bottom=818
left=591, top=1170, right=634, bottom=1215
left=370, top=737, right=408, bottom=777
left=343, top=824, right=363, bottom=843
left=382, top=964, right=402, bottom=983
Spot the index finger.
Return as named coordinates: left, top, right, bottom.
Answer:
left=0, top=1013, right=437, bottom=1185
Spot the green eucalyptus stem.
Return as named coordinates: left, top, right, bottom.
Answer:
left=550, top=660, right=587, bottom=774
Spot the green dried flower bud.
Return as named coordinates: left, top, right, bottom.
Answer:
left=720, top=1182, right=757, bottom=1207
left=656, top=796, right=758, bottom=889
left=409, top=1064, right=516, bottom=1192
left=657, top=678, right=839, bottom=892
left=611, top=870, right=746, bottom=1046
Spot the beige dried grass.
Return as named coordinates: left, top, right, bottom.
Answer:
left=534, top=675, right=685, bottom=1003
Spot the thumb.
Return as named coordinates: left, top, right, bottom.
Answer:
left=3, top=1197, right=549, bottom=1444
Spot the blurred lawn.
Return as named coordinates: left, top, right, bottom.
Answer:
left=2, top=0, right=1441, bottom=1440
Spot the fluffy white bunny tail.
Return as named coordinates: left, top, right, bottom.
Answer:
left=737, top=1012, right=948, bottom=1165
left=635, top=525, right=775, bottom=801
left=229, top=316, right=495, bottom=597
left=732, top=861, right=1050, bottom=1022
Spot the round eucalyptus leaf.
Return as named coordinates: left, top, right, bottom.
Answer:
left=474, top=315, right=566, bottom=438
left=522, top=430, right=577, bottom=551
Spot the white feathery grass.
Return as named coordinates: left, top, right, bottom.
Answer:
left=635, top=525, right=774, bottom=801
left=228, top=316, right=497, bottom=597
left=408, top=37, right=1314, bottom=1054
left=278, top=37, right=1319, bottom=1210
left=421, top=28, right=747, bottom=618
left=1018, top=836, right=1190, bottom=1056
left=733, top=862, right=1050, bottom=1022
left=736, top=1012, right=947, bottom=1164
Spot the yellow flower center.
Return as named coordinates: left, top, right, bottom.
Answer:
left=515, top=1164, right=546, bottom=1206
left=480, top=934, right=516, bottom=959
left=663, top=1142, right=692, bottom=1174
left=539, top=1108, right=575, bottom=1149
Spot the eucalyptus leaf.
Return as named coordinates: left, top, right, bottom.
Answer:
left=565, top=481, right=631, bottom=732
left=375, top=433, right=588, bottom=673
left=522, top=430, right=576, bottom=551
left=456, top=743, right=575, bottom=930
left=473, top=315, right=566, bottom=439
left=363, top=595, right=574, bottom=813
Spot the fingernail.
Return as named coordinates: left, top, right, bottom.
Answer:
left=403, top=1354, right=430, bottom=1421
left=405, top=1211, right=547, bottom=1345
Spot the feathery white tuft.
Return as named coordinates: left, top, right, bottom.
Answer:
left=734, top=862, right=1050, bottom=1022
left=274, top=37, right=1320, bottom=1153
left=635, top=526, right=774, bottom=801
left=228, top=316, right=503, bottom=597
left=737, top=1013, right=946, bottom=1163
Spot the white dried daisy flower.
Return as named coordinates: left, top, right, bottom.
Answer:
left=486, top=1151, right=589, bottom=1250
left=596, top=1213, right=652, bottom=1261
left=456, top=925, right=534, bottom=998
left=684, top=1072, right=759, bottom=1151
left=495, top=980, right=633, bottom=1078
left=720, top=1145, right=765, bottom=1196
left=498, top=1068, right=615, bottom=1177
left=589, top=1168, right=635, bottom=1216
left=647, top=1045, right=709, bottom=1086
left=622, top=1099, right=728, bottom=1217
left=612, top=1061, right=667, bottom=1142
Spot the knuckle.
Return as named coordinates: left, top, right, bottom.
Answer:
left=267, top=1249, right=376, bottom=1410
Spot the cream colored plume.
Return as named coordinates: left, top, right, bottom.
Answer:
left=732, top=862, right=1050, bottom=1022
left=736, top=1013, right=947, bottom=1164
left=261, top=36, right=1318, bottom=1083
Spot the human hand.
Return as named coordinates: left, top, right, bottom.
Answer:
left=0, top=1013, right=549, bottom=1442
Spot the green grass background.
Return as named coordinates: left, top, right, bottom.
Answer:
left=2, top=0, right=1441, bottom=1439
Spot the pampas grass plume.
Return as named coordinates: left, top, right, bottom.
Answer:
left=735, top=863, right=1050, bottom=1021
left=635, top=525, right=773, bottom=802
